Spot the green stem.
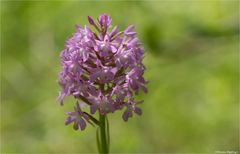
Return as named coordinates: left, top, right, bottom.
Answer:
left=99, top=113, right=109, bottom=154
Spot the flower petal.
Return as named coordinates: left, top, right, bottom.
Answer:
left=134, top=107, right=142, bottom=115
left=110, top=26, right=118, bottom=37
left=78, top=118, right=87, bottom=131
left=124, top=25, right=134, bottom=33
left=73, top=121, right=79, bottom=130
left=65, top=116, right=74, bottom=125
left=122, top=109, right=130, bottom=122
left=90, top=104, right=98, bottom=114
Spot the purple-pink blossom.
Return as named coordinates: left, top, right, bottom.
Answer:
left=65, top=102, right=92, bottom=131
left=57, top=13, right=147, bottom=130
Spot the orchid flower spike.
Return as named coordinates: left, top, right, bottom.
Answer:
left=57, top=13, right=147, bottom=131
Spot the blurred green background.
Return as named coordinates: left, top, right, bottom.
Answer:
left=1, top=0, right=239, bottom=153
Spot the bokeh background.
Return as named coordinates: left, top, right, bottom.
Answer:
left=1, top=0, right=239, bottom=153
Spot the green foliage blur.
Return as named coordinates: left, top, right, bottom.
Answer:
left=1, top=1, right=239, bottom=153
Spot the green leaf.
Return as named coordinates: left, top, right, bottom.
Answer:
left=106, top=116, right=110, bottom=152
left=96, top=127, right=102, bottom=153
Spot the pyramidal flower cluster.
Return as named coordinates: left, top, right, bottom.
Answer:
left=57, top=14, right=147, bottom=131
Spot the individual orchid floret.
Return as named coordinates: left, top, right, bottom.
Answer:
left=65, top=102, right=92, bottom=131
left=122, top=100, right=143, bottom=122
left=97, top=13, right=112, bottom=30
